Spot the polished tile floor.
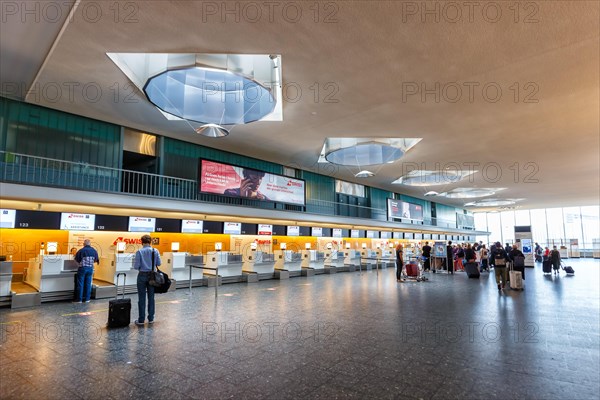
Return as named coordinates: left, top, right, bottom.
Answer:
left=1, top=259, right=599, bottom=399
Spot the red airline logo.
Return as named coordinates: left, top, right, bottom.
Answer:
left=113, top=237, right=142, bottom=245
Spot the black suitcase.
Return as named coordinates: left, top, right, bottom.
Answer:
left=108, top=273, right=130, bottom=328
left=465, top=262, right=480, bottom=279
left=542, top=260, right=552, bottom=274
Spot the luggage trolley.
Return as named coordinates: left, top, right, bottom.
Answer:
left=403, top=256, right=428, bottom=282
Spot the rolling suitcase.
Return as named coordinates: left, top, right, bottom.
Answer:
left=509, top=263, right=524, bottom=290
left=108, top=273, right=131, bottom=328
left=542, top=260, right=552, bottom=274
left=464, top=262, right=480, bottom=279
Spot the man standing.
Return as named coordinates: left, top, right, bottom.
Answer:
left=446, top=241, right=454, bottom=274
left=74, top=239, right=99, bottom=303
left=133, top=235, right=161, bottom=326
left=422, top=241, right=432, bottom=272
left=492, top=242, right=509, bottom=291
left=550, top=246, right=561, bottom=275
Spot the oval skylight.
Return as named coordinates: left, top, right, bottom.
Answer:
left=144, top=67, right=276, bottom=125
left=325, top=142, right=404, bottom=166
left=465, top=199, right=519, bottom=207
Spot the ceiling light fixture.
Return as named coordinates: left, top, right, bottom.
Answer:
left=354, top=170, right=375, bottom=178
left=194, top=124, right=230, bottom=138
left=438, top=188, right=505, bottom=199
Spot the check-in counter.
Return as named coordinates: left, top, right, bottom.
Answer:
left=323, top=250, right=339, bottom=266
left=162, top=252, right=183, bottom=278
left=301, top=250, right=317, bottom=268
left=243, top=251, right=275, bottom=274
left=97, top=253, right=136, bottom=284
left=360, top=249, right=378, bottom=267
left=276, top=251, right=302, bottom=272
left=25, top=255, right=77, bottom=293
left=0, top=261, right=13, bottom=297
left=343, top=249, right=360, bottom=265
left=205, top=252, right=243, bottom=277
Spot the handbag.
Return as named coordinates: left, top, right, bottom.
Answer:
left=149, top=249, right=165, bottom=287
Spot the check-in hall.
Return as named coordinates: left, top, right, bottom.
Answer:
left=1, top=1, right=599, bottom=399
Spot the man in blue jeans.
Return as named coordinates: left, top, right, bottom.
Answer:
left=133, top=235, right=161, bottom=326
left=74, top=239, right=99, bottom=303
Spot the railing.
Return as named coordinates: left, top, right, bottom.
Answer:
left=0, top=151, right=470, bottom=230
left=1, top=151, right=197, bottom=200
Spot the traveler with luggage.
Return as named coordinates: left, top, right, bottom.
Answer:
left=491, top=242, right=509, bottom=291
left=480, top=245, right=489, bottom=272
left=550, top=246, right=561, bottom=275
left=133, top=235, right=162, bottom=326
left=396, top=243, right=405, bottom=282
left=509, top=244, right=526, bottom=280
left=73, top=239, right=99, bottom=303
left=534, top=243, right=543, bottom=262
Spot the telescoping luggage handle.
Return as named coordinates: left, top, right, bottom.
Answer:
left=115, top=272, right=126, bottom=299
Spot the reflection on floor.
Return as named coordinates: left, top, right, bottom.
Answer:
left=1, top=259, right=599, bottom=399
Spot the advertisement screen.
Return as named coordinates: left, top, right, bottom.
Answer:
left=182, top=220, right=204, bottom=233
left=332, top=228, right=343, bottom=238
left=199, top=160, right=305, bottom=205
left=60, top=213, right=95, bottom=231
left=312, top=227, right=323, bottom=237
left=0, top=209, right=16, bottom=228
left=128, top=217, right=156, bottom=232
left=258, top=224, right=272, bottom=235
left=521, top=238, right=533, bottom=254
left=287, top=226, right=300, bottom=236
left=387, top=199, right=424, bottom=221
left=223, top=222, right=242, bottom=235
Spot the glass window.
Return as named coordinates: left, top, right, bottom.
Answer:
left=514, top=210, right=531, bottom=226
left=581, top=206, right=600, bottom=249
left=500, top=211, right=515, bottom=245
left=486, top=213, right=501, bottom=245
left=546, top=208, right=565, bottom=247
left=530, top=209, right=548, bottom=247
left=474, top=212, right=488, bottom=244
left=563, top=207, right=583, bottom=247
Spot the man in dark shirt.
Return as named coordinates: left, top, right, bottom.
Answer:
left=492, top=242, right=509, bottom=291
left=74, top=239, right=99, bottom=303
left=422, top=241, right=432, bottom=272
left=446, top=241, right=454, bottom=274
left=509, top=244, right=526, bottom=280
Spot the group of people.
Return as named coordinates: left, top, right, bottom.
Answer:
left=72, top=235, right=162, bottom=326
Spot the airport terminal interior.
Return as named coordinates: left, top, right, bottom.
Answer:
left=1, top=1, right=599, bottom=399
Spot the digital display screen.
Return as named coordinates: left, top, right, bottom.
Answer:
left=312, top=227, right=323, bottom=237
left=258, top=224, right=272, bottom=235
left=332, top=228, right=343, bottom=238
left=155, top=218, right=181, bottom=233
left=95, top=215, right=128, bottom=231
left=366, top=230, right=378, bottom=238
left=223, top=222, right=242, bottom=235
left=128, top=217, right=156, bottom=232
left=0, top=209, right=16, bottom=228
left=380, top=231, right=391, bottom=239
left=60, top=213, right=95, bottom=231
left=199, top=160, right=305, bottom=205
left=287, top=226, right=300, bottom=236
left=351, top=229, right=360, bottom=238
left=387, top=199, right=424, bottom=221
left=181, top=220, right=204, bottom=233
left=15, top=210, right=60, bottom=229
